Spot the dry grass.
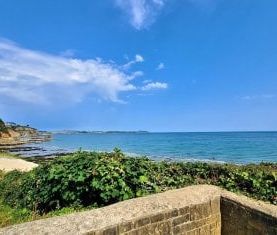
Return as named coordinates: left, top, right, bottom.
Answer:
left=0, top=152, right=18, bottom=159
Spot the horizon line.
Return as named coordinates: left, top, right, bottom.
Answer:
left=49, top=130, right=277, bottom=133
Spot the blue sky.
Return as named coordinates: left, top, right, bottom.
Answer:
left=0, top=0, right=276, bottom=131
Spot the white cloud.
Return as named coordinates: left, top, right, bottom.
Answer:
left=122, top=54, right=144, bottom=69
left=0, top=40, right=144, bottom=105
left=131, top=71, right=144, bottom=77
left=115, top=0, right=165, bottom=30
left=156, top=62, right=165, bottom=70
left=135, top=54, right=144, bottom=62
left=142, top=82, right=168, bottom=90
left=115, top=0, right=219, bottom=30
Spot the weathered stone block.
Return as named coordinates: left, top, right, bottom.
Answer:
left=150, top=213, right=165, bottom=223
left=210, top=198, right=220, bottom=215
left=186, top=229, right=200, bottom=235
left=179, top=206, right=190, bottom=215
left=97, top=226, right=118, bottom=235
left=190, top=202, right=211, bottom=221
left=199, top=225, right=210, bottom=235
left=172, top=214, right=190, bottom=227
left=165, top=209, right=179, bottom=219
left=134, top=217, right=150, bottom=228
left=118, top=221, right=133, bottom=233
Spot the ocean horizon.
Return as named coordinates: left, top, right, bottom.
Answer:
left=21, top=131, right=277, bottom=164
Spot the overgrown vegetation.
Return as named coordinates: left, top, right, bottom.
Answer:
left=0, top=149, right=276, bottom=227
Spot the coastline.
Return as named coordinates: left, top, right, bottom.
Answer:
left=2, top=126, right=277, bottom=164
left=1, top=125, right=277, bottom=166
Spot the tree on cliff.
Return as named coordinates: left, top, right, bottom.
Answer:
left=0, top=118, right=8, bottom=133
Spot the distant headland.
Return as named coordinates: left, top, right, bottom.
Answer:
left=52, top=130, right=149, bottom=134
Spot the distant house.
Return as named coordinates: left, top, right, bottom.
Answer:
left=5, top=122, right=17, bottom=127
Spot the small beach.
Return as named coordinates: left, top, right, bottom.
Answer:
left=0, top=153, right=38, bottom=172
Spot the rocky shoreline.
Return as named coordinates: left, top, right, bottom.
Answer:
left=0, top=120, right=52, bottom=155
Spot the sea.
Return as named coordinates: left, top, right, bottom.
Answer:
left=18, top=131, right=277, bottom=164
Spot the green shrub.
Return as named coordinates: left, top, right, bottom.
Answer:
left=0, top=171, right=29, bottom=208
left=0, top=150, right=276, bottom=215
left=217, top=165, right=277, bottom=203
left=0, top=150, right=161, bottom=213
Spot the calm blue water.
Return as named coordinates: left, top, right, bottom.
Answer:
left=26, top=132, right=277, bottom=164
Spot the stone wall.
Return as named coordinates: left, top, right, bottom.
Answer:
left=221, top=193, right=277, bottom=235
left=0, top=185, right=276, bottom=235
left=96, top=200, right=221, bottom=235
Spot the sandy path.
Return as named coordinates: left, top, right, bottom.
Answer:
left=0, top=157, right=38, bottom=172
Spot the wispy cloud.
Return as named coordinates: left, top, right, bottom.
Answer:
left=122, top=54, right=144, bottom=69
left=143, top=79, right=152, bottom=84
left=115, top=0, right=220, bottom=30
left=241, top=94, right=276, bottom=100
left=0, top=40, right=144, bottom=105
left=156, top=62, right=165, bottom=70
left=142, top=81, right=168, bottom=90
left=0, top=39, right=167, bottom=107
left=115, top=0, right=165, bottom=30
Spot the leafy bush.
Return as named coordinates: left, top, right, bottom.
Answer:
left=217, top=165, right=277, bottom=203
left=0, top=149, right=276, bottom=215
left=0, top=150, right=162, bottom=213
left=0, top=171, right=28, bottom=208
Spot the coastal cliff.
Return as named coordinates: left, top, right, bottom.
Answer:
left=0, top=119, right=51, bottom=147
